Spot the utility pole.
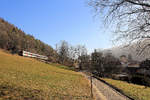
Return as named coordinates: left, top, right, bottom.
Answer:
left=90, top=74, right=93, bottom=98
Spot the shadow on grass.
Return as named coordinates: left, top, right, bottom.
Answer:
left=50, top=93, right=91, bottom=100
left=49, top=63, right=75, bottom=71
left=0, top=83, right=91, bottom=100
left=0, top=83, right=45, bottom=100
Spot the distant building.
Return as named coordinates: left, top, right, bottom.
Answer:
left=74, top=63, right=79, bottom=69
left=128, top=61, right=140, bottom=68
left=120, top=54, right=140, bottom=68
left=73, top=60, right=79, bottom=69
left=120, top=55, right=128, bottom=67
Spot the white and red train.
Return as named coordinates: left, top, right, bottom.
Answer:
left=19, top=50, right=48, bottom=60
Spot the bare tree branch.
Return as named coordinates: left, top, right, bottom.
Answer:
left=89, top=0, right=150, bottom=57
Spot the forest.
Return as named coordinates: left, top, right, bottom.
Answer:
left=0, top=18, right=58, bottom=62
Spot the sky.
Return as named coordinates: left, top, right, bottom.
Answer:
left=0, top=0, right=112, bottom=53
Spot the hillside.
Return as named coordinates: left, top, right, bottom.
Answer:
left=103, top=42, right=150, bottom=61
left=0, top=50, right=92, bottom=100
left=0, top=18, right=58, bottom=62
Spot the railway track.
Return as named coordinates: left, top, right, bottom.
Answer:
left=81, top=72, right=132, bottom=100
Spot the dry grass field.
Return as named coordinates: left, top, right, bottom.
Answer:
left=0, top=50, right=92, bottom=100
left=101, top=78, right=150, bottom=100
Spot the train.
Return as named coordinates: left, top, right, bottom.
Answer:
left=19, top=50, right=48, bottom=61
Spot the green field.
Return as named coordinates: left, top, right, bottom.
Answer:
left=101, top=78, right=150, bottom=100
left=0, top=50, right=92, bottom=100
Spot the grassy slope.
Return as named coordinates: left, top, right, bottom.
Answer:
left=101, top=78, right=150, bottom=100
left=0, top=50, right=91, bottom=100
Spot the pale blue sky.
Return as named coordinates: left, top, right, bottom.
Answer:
left=0, top=0, right=112, bottom=52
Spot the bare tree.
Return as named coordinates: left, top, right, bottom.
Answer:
left=68, top=46, right=77, bottom=60
left=75, top=45, right=88, bottom=70
left=89, top=0, right=150, bottom=55
left=90, top=49, right=104, bottom=76
left=128, top=53, right=133, bottom=61
left=75, top=45, right=87, bottom=57
left=57, top=40, right=69, bottom=64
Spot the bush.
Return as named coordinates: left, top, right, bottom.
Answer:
left=131, top=74, right=150, bottom=86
